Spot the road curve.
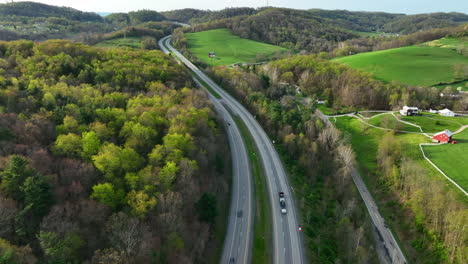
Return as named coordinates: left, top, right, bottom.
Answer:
left=159, top=36, right=254, bottom=264
left=161, top=36, right=306, bottom=264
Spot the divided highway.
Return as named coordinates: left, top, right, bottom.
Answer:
left=160, top=35, right=306, bottom=264
left=159, top=37, right=254, bottom=264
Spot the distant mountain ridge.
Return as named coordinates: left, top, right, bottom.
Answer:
left=164, top=7, right=468, bottom=34
left=0, top=1, right=103, bottom=22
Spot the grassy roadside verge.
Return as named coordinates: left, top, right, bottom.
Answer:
left=192, top=74, right=222, bottom=99
left=232, top=115, right=272, bottom=264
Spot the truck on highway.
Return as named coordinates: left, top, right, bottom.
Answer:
left=279, top=192, right=287, bottom=214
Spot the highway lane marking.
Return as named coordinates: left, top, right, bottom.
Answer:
left=164, top=37, right=261, bottom=264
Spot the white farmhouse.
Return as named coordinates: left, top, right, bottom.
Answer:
left=400, top=106, right=419, bottom=116
left=439, top=108, right=455, bottom=117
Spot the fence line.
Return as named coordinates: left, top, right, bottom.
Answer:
left=419, top=143, right=468, bottom=196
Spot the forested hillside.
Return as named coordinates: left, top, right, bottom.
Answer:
left=161, top=8, right=209, bottom=24
left=178, top=8, right=357, bottom=52
left=0, top=40, right=230, bottom=263
left=172, top=7, right=468, bottom=53
left=307, top=9, right=402, bottom=32
left=0, top=2, right=112, bottom=41
left=0, top=1, right=103, bottom=22
left=161, top=7, right=257, bottom=24
left=381, top=12, right=468, bottom=34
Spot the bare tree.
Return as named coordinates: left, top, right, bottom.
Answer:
left=318, top=126, right=340, bottom=148
left=336, top=144, right=355, bottom=188
left=107, top=212, right=145, bottom=260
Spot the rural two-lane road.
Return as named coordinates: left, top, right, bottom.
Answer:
left=317, top=111, right=407, bottom=264
left=159, top=35, right=307, bottom=264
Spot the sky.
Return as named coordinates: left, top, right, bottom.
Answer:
left=3, top=0, right=468, bottom=14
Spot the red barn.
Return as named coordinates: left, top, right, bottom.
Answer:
left=432, top=130, right=453, bottom=143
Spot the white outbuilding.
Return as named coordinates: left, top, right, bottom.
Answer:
left=439, top=108, right=455, bottom=117
left=400, top=106, right=419, bottom=116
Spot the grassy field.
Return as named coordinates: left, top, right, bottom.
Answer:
left=423, top=129, right=468, bottom=191
left=426, top=37, right=468, bottom=49
left=367, top=113, right=422, bottom=132
left=95, top=37, right=142, bottom=49
left=335, top=38, right=468, bottom=87
left=401, top=113, right=468, bottom=133
left=185, top=28, right=287, bottom=66
left=334, top=114, right=468, bottom=193
left=332, top=115, right=467, bottom=263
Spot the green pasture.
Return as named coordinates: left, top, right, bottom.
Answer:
left=185, top=28, right=287, bottom=66
left=335, top=38, right=468, bottom=87
left=423, top=129, right=468, bottom=191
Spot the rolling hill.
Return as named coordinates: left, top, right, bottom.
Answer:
left=335, top=37, right=468, bottom=87
left=185, top=28, right=287, bottom=66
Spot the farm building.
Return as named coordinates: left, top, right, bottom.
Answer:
left=439, top=108, right=455, bottom=117
left=400, top=106, right=419, bottom=116
left=429, top=109, right=438, bottom=114
left=432, top=130, right=453, bottom=143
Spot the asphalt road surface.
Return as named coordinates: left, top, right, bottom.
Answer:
left=159, top=37, right=254, bottom=264
left=160, top=36, right=307, bottom=264
left=317, top=111, right=407, bottom=264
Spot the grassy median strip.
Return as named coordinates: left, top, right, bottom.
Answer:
left=192, top=74, right=222, bottom=99
left=232, top=115, right=272, bottom=264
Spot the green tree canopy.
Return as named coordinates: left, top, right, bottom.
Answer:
left=91, top=183, right=126, bottom=210
left=53, top=133, right=83, bottom=158
left=195, top=193, right=217, bottom=225
left=21, top=175, right=54, bottom=217
left=81, top=131, right=101, bottom=159
left=0, top=155, right=33, bottom=201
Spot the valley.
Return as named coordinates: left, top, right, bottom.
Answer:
left=0, top=1, right=467, bottom=264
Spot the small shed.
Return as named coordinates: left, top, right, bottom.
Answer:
left=439, top=108, right=455, bottom=117
left=400, top=106, right=419, bottom=116
left=429, top=109, right=438, bottom=114
left=432, top=130, right=453, bottom=143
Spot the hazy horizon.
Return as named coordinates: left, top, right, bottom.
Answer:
left=2, top=0, right=468, bottom=15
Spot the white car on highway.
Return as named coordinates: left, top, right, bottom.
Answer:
left=279, top=192, right=287, bottom=214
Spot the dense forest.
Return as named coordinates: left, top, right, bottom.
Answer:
left=0, top=2, right=174, bottom=43
left=0, top=1, right=103, bottom=22
left=84, top=22, right=182, bottom=46
left=0, top=40, right=230, bottom=263
left=162, top=7, right=258, bottom=24
left=0, top=2, right=112, bottom=41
